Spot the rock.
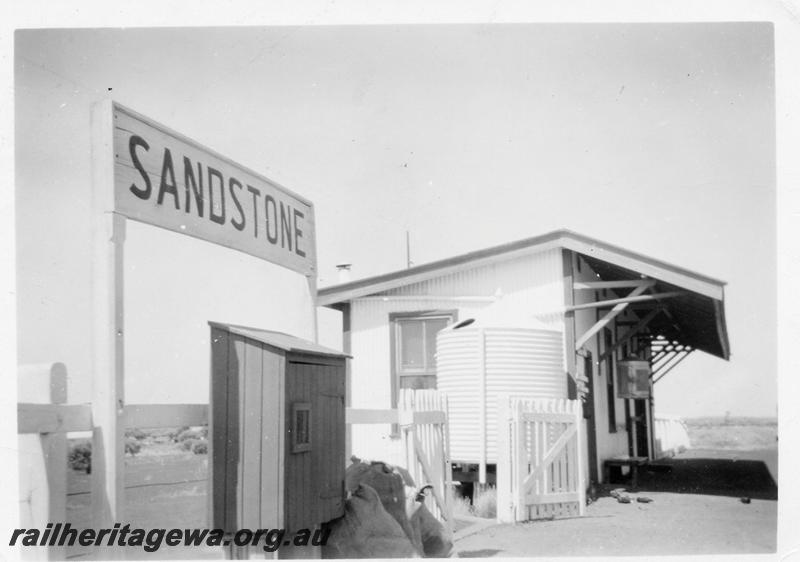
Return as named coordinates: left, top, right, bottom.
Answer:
left=740, top=497, right=751, bottom=504
left=636, top=497, right=653, bottom=503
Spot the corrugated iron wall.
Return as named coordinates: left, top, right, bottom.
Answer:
left=437, top=327, right=565, bottom=464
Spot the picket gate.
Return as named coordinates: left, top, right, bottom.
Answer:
left=497, top=397, right=585, bottom=522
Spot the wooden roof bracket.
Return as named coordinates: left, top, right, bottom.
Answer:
left=597, top=306, right=665, bottom=363
left=574, top=281, right=656, bottom=350
left=652, top=349, right=694, bottom=383
left=573, top=279, right=653, bottom=290
left=567, top=291, right=684, bottom=313
left=651, top=342, right=689, bottom=365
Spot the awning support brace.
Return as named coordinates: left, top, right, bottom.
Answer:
left=598, top=307, right=664, bottom=363
left=575, top=281, right=656, bottom=349
left=566, top=290, right=683, bottom=313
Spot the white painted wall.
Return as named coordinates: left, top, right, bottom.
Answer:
left=346, top=248, right=566, bottom=462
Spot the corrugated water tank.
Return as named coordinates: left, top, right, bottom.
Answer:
left=436, top=326, right=566, bottom=465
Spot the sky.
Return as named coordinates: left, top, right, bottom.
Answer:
left=14, top=23, right=776, bottom=417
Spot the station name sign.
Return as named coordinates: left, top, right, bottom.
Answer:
left=112, top=104, right=316, bottom=276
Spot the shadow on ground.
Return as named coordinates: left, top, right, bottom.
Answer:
left=607, top=453, right=777, bottom=500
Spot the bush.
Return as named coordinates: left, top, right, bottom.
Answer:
left=170, top=426, right=192, bottom=442
left=191, top=439, right=208, bottom=455
left=450, top=492, right=473, bottom=519
left=473, top=486, right=496, bottom=519
left=125, top=428, right=147, bottom=440
left=125, top=437, right=141, bottom=456
left=175, top=426, right=208, bottom=443
left=180, top=438, right=198, bottom=451
left=68, top=440, right=92, bottom=474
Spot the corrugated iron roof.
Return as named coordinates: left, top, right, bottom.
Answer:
left=209, top=321, right=350, bottom=358
left=317, top=229, right=729, bottom=360
left=581, top=255, right=729, bottom=360
left=318, top=229, right=726, bottom=304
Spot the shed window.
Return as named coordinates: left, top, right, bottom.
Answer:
left=397, top=318, right=444, bottom=372
left=291, top=402, right=311, bottom=453
left=390, top=312, right=455, bottom=406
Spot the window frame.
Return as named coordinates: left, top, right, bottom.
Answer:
left=389, top=310, right=457, bottom=411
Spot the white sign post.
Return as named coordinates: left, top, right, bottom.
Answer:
left=90, top=100, right=318, bottom=541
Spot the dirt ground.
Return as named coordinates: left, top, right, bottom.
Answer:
left=455, top=447, right=778, bottom=557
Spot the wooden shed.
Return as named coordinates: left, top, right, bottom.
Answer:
left=208, top=321, right=348, bottom=534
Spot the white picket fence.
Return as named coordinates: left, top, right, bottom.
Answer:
left=653, top=414, right=691, bottom=458
left=497, top=397, right=586, bottom=522
left=346, top=389, right=453, bottom=529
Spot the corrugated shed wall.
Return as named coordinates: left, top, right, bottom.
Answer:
left=348, top=248, right=566, bottom=462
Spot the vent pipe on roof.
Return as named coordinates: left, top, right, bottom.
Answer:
left=336, top=264, right=352, bottom=284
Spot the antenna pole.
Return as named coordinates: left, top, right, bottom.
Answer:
left=406, top=230, right=411, bottom=269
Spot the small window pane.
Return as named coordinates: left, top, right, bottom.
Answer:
left=292, top=402, right=311, bottom=453
left=296, top=410, right=309, bottom=444
left=425, top=318, right=450, bottom=368
left=399, top=321, right=425, bottom=369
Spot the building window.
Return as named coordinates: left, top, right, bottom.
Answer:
left=390, top=311, right=455, bottom=406
left=291, top=402, right=311, bottom=453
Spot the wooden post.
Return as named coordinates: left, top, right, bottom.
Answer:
left=496, top=395, right=512, bottom=523
left=307, top=274, right=319, bottom=343
left=478, top=329, right=487, bottom=484
left=562, top=250, right=578, bottom=399
left=91, top=100, right=126, bottom=549
left=339, top=303, right=352, bottom=463
left=630, top=399, right=638, bottom=458
left=442, top=392, right=454, bottom=530
left=645, top=392, right=654, bottom=461
left=514, top=401, right=527, bottom=523
left=575, top=401, right=586, bottom=516
left=18, top=363, right=68, bottom=561
left=398, top=392, right=416, bottom=485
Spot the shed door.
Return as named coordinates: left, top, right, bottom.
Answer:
left=285, top=359, right=346, bottom=531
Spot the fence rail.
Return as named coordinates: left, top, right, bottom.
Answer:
left=19, top=367, right=453, bottom=559
left=17, top=363, right=213, bottom=561
left=346, top=389, right=453, bottom=530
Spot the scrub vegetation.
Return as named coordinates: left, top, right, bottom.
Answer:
left=451, top=487, right=497, bottom=520
left=67, top=426, right=209, bottom=473
left=684, top=416, right=777, bottom=451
